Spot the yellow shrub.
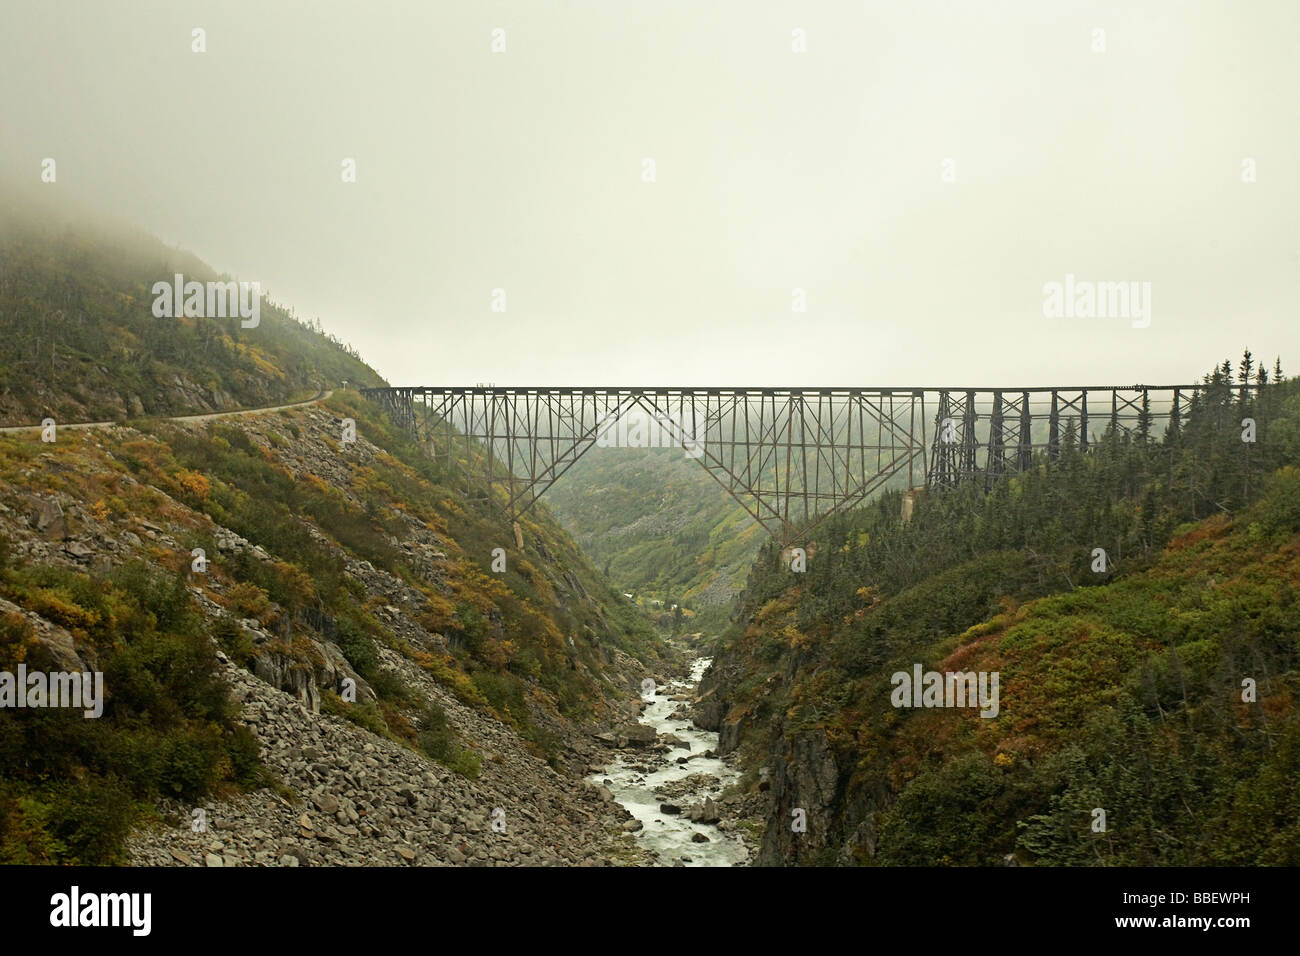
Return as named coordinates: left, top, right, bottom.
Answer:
left=0, top=612, right=36, bottom=662
left=26, top=589, right=99, bottom=636
left=225, top=581, right=278, bottom=627
left=417, top=593, right=457, bottom=633
left=174, top=469, right=210, bottom=500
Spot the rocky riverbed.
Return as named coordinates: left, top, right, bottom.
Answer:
left=586, top=658, right=752, bottom=866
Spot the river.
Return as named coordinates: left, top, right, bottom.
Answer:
left=588, top=658, right=750, bottom=866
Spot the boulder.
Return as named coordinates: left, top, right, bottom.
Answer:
left=618, top=723, right=657, bottom=747
left=313, top=794, right=340, bottom=815
left=686, top=797, right=720, bottom=825
left=28, top=497, right=66, bottom=539
left=63, top=540, right=93, bottom=560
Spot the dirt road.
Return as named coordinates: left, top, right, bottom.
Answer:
left=0, top=389, right=335, bottom=434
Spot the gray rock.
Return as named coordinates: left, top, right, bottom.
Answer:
left=29, top=497, right=66, bottom=539
left=619, top=723, right=657, bottom=747
left=686, top=797, right=720, bottom=825
left=314, top=793, right=340, bottom=815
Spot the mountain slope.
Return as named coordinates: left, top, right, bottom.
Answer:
left=0, top=196, right=384, bottom=425
left=0, top=212, right=667, bottom=865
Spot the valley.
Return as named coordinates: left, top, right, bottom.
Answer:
left=1, top=210, right=1297, bottom=871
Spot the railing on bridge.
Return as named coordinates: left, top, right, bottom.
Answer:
left=359, top=384, right=1222, bottom=544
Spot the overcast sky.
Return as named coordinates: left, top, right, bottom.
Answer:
left=2, top=0, right=1296, bottom=387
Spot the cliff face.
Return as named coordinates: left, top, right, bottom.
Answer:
left=694, top=608, right=869, bottom=866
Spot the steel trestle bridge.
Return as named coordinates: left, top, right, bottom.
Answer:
left=360, top=385, right=1212, bottom=545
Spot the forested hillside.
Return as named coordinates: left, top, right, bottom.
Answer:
left=0, top=196, right=384, bottom=425
left=546, top=446, right=764, bottom=631
left=699, top=355, right=1300, bottom=865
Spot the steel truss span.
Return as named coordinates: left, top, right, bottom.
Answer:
left=360, top=385, right=1217, bottom=545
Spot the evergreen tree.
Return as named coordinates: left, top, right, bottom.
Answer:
left=1239, top=349, right=1255, bottom=409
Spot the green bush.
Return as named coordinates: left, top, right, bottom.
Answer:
left=1253, top=466, right=1300, bottom=534
left=333, top=616, right=379, bottom=679
left=471, top=670, right=526, bottom=723
left=45, top=779, right=138, bottom=865
left=368, top=668, right=413, bottom=703
left=320, top=690, right=391, bottom=738
left=415, top=703, right=480, bottom=779
left=212, top=616, right=256, bottom=669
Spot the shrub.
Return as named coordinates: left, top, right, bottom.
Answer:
left=1253, top=466, right=1300, bottom=534
left=0, top=786, right=64, bottom=864
left=44, top=779, right=138, bottom=865
left=174, top=468, right=211, bottom=501
left=225, top=725, right=263, bottom=788
left=415, top=703, right=481, bottom=779
left=225, top=581, right=278, bottom=628
left=320, top=689, right=389, bottom=737
left=333, top=616, right=378, bottom=679
left=368, top=668, right=413, bottom=703
left=212, top=616, right=256, bottom=669
left=0, top=612, right=34, bottom=665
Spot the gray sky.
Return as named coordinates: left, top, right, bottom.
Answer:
left=2, top=0, right=1296, bottom=387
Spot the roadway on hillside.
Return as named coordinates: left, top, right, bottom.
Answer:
left=0, top=389, right=335, bottom=434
